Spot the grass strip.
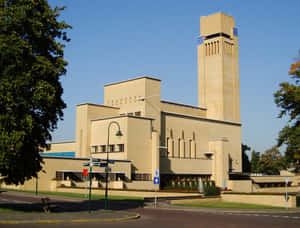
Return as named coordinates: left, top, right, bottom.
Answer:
left=176, top=201, right=284, bottom=209
left=0, top=188, right=144, bottom=201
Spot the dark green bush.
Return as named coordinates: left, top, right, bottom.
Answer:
left=203, top=181, right=220, bottom=196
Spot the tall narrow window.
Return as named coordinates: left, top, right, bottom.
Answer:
left=101, top=145, right=106, bottom=153
left=117, top=144, right=124, bottom=152
left=188, top=139, right=192, bottom=158
left=177, top=139, right=180, bottom=158
left=109, top=145, right=114, bottom=152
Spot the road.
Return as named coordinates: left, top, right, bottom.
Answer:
left=1, top=207, right=300, bottom=228
left=1, top=191, right=300, bottom=227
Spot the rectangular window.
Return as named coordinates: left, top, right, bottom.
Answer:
left=100, top=145, right=106, bottom=153
left=132, top=173, right=152, bottom=181
left=91, top=146, right=97, bottom=153
left=109, top=144, right=114, bottom=152
left=117, top=144, right=124, bottom=152
left=135, top=111, right=141, bottom=116
left=128, top=112, right=133, bottom=116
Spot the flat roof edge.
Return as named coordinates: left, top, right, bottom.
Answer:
left=162, top=111, right=242, bottom=126
left=161, top=100, right=207, bottom=111
left=46, top=141, right=75, bottom=145
left=76, top=103, right=120, bottom=109
left=104, top=76, right=161, bottom=87
left=91, top=115, right=155, bottom=122
left=42, top=156, right=132, bottom=162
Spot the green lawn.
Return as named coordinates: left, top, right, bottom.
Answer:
left=0, top=208, right=24, bottom=213
left=0, top=188, right=144, bottom=201
left=176, top=201, right=284, bottom=209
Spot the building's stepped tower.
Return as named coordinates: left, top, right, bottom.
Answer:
left=198, top=12, right=240, bottom=123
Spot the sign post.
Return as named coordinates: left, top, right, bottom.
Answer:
left=285, top=177, right=289, bottom=209
left=153, top=169, right=160, bottom=208
left=89, top=157, right=93, bottom=213
left=83, top=169, right=88, bottom=198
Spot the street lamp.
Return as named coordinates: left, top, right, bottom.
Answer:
left=104, top=121, right=123, bottom=210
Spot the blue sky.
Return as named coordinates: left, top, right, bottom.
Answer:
left=49, top=0, right=300, bottom=155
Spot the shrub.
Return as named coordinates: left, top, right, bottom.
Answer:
left=203, top=181, right=220, bottom=196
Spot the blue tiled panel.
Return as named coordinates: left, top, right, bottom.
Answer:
left=41, top=152, right=75, bottom=157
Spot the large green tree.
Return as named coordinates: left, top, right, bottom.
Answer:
left=250, top=150, right=260, bottom=173
left=0, top=0, right=71, bottom=184
left=242, top=144, right=251, bottom=173
left=274, top=52, right=300, bottom=172
left=258, top=147, right=287, bottom=175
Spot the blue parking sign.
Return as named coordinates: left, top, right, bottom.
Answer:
left=153, top=177, right=160, bottom=185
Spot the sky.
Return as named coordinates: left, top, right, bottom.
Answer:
left=49, top=0, right=300, bottom=155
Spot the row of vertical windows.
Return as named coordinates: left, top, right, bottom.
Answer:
left=205, top=41, right=220, bottom=56
left=107, top=96, right=142, bottom=106
left=120, top=111, right=141, bottom=117
left=163, top=138, right=199, bottom=159
left=91, top=144, right=124, bottom=153
left=132, top=173, right=152, bottom=181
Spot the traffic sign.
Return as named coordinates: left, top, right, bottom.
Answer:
left=153, top=177, right=160, bottom=185
left=107, top=160, right=115, bottom=164
left=154, top=169, right=159, bottom=177
left=98, top=163, right=108, bottom=167
left=83, top=169, right=88, bottom=176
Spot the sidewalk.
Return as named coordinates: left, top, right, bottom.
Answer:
left=144, top=201, right=300, bottom=214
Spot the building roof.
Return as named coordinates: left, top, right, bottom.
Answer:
left=91, top=114, right=155, bottom=122
left=76, top=103, right=119, bottom=109
left=104, top=76, right=161, bottom=87
left=162, top=111, right=242, bottom=126
left=161, top=100, right=207, bottom=111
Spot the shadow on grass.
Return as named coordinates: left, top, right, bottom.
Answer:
left=0, top=192, right=144, bottom=213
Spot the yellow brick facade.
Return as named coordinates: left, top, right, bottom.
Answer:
left=30, top=12, right=243, bottom=190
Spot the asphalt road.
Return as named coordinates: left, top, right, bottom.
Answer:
left=1, top=191, right=300, bottom=228
left=1, top=207, right=300, bottom=228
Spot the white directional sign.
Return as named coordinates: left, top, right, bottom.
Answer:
left=153, top=177, right=160, bottom=185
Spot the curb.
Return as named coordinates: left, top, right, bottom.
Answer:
left=0, top=213, right=140, bottom=224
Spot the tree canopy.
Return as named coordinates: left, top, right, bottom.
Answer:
left=242, top=144, right=251, bottom=173
left=250, top=150, right=260, bottom=173
left=0, top=0, right=71, bottom=184
left=274, top=51, right=300, bottom=172
left=258, top=147, right=287, bottom=175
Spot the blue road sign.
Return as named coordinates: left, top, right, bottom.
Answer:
left=98, top=163, right=108, bottom=167
left=153, top=177, right=160, bottom=185
left=154, top=169, right=159, bottom=177
left=107, top=160, right=115, bottom=164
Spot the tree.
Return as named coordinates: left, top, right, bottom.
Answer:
left=258, top=147, right=287, bottom=175
left=250, top=150, right=260, bottom=173
left=0, top=0, right=71, bottom=184
left=242, top=144, right=251, bottom=173
left=274, top=51, right=300, bottom=172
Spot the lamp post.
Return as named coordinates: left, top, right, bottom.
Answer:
left=35, top=174, right=38, bottom=196
left=104, top=121, right=122, bottom=210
